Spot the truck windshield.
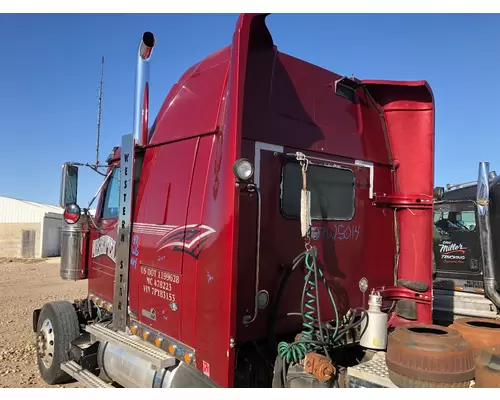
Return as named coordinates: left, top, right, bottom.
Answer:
left=101, top=167, right=121, bottom=219
left=434, top=210, right=476, bottom=233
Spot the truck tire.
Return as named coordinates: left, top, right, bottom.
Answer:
left=449, top=318, right=500, bottom=350
left=36, top=301, right=81, bottom=385
left=386, top=324, right=475, bottom=387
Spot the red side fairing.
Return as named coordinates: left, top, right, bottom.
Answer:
left=125, top=15, right=258, bottom=387
left=363, top=80, right=435, bottom=326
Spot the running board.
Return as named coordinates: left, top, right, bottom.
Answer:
left=85, top=323, right=176, bottom=370
left=61, top=360, right=113, bottom=388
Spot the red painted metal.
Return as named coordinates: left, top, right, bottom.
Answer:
left=374, top=193, right=433, bottom=208
left=363, top=80, right=435, bottom=325
left=84, top=14, right=435, bottom=388
left=88, top=160, right=119, bottom=303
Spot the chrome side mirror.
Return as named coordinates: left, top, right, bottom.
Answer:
left=433, top=186, right=444, bottom=201
left=60, top=163, right=79, bottom=208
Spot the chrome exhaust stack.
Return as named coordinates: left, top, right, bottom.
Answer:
left=476, top=161, right=500, bottom=310
left=133, top=32, right=155, bottom=146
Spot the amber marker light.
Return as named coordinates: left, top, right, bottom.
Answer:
left=142, top=331, right=150, bottom=340
left=155, top=338, right=163, bottom=347
left=183, top=353, right=193, bottom=364
left=168, top=345, right=177, bottom=355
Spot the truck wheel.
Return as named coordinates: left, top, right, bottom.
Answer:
left=36, top=301, right=81, bottom=385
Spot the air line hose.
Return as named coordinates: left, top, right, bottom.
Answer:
left=277, top=246, right=340, bottom=365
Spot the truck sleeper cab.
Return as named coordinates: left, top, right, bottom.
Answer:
left=33, top=14, right=436, bottom=389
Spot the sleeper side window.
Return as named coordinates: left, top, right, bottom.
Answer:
left=101, top=167, right=120, bottom=220
left=281, top=161, right=355, bottom=221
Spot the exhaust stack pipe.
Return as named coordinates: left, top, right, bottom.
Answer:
left=133, top=32, right=155, bottom=147
left=476, top=161, right=500, bottom=310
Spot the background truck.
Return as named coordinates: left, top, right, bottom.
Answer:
left=433, top=162, right=500, bottom=323
left=32, top=13, right=498, bottom=389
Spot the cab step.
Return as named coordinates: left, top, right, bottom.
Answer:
left=346, top=352, right=397, bottom=388
left=61, top=360, right=113, bottom=388
left=85, top=323, right=176, bottom=370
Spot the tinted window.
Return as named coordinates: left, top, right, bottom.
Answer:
left=281, top=161, right=355, bottom=220
left=102, top=167, right=120, bottom=219
left=434, top=210, right=476, bottom=233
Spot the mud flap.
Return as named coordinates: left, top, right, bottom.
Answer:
left=32, top=308, right=41, bottom=332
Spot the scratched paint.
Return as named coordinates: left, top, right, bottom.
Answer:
left=311, top=224, right=361, bottom=241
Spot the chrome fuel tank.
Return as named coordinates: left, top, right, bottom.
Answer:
left=60, top=214, right=89, bottom=280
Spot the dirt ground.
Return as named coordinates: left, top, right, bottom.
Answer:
left=0, top=257, right=87, bottom=388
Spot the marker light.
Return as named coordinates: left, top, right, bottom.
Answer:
left=183, top=353, right=193, bottom=364
left=63, top=203, right=81, bottom=224
left=232, top=158, right=254, bottom=181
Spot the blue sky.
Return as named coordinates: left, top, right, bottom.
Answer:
left=1, top=13, right=499, bottom=206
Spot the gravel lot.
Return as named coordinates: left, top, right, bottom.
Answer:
left=0, top=257, right=87, bottom=388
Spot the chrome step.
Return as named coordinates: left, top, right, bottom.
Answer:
left=61, top=360, right=113, bottom=388
left=85, top=323, right=176, bottom=370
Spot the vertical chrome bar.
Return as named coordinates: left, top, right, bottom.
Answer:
left=113, top=134, right=135, bottom=332
left=133, top=32, right=155, bottom=146
left=476, top=161, right=500, bottom=309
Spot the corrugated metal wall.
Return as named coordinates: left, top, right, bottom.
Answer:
left=0, top=196, right=61, bottom=223
left=0, top=196, right=63, bottom=258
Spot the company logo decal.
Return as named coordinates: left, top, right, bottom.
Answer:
left=92, top=235, right=117, bottom=262
left=439, top=240, right=467, bottom=263
left=156, top=224, right=216, bottom=260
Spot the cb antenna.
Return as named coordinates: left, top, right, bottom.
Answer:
left=95, top=56, right=104, bottom=167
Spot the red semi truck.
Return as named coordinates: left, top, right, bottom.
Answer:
left=34, top=14, right=491, bottom=388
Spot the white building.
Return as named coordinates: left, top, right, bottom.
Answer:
left=0, top=196, right=63, bottom=258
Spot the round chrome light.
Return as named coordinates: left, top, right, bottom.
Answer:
left=359, top=277, right=368, bottom=293
left=63, top=203, right=81, bottom=224
left=232, top=158, right=254, bottom=181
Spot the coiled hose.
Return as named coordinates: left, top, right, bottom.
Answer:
left=277, top=246, right=340, bottom=364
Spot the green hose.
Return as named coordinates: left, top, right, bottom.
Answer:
left=277, top=247, right=340, bottom=365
